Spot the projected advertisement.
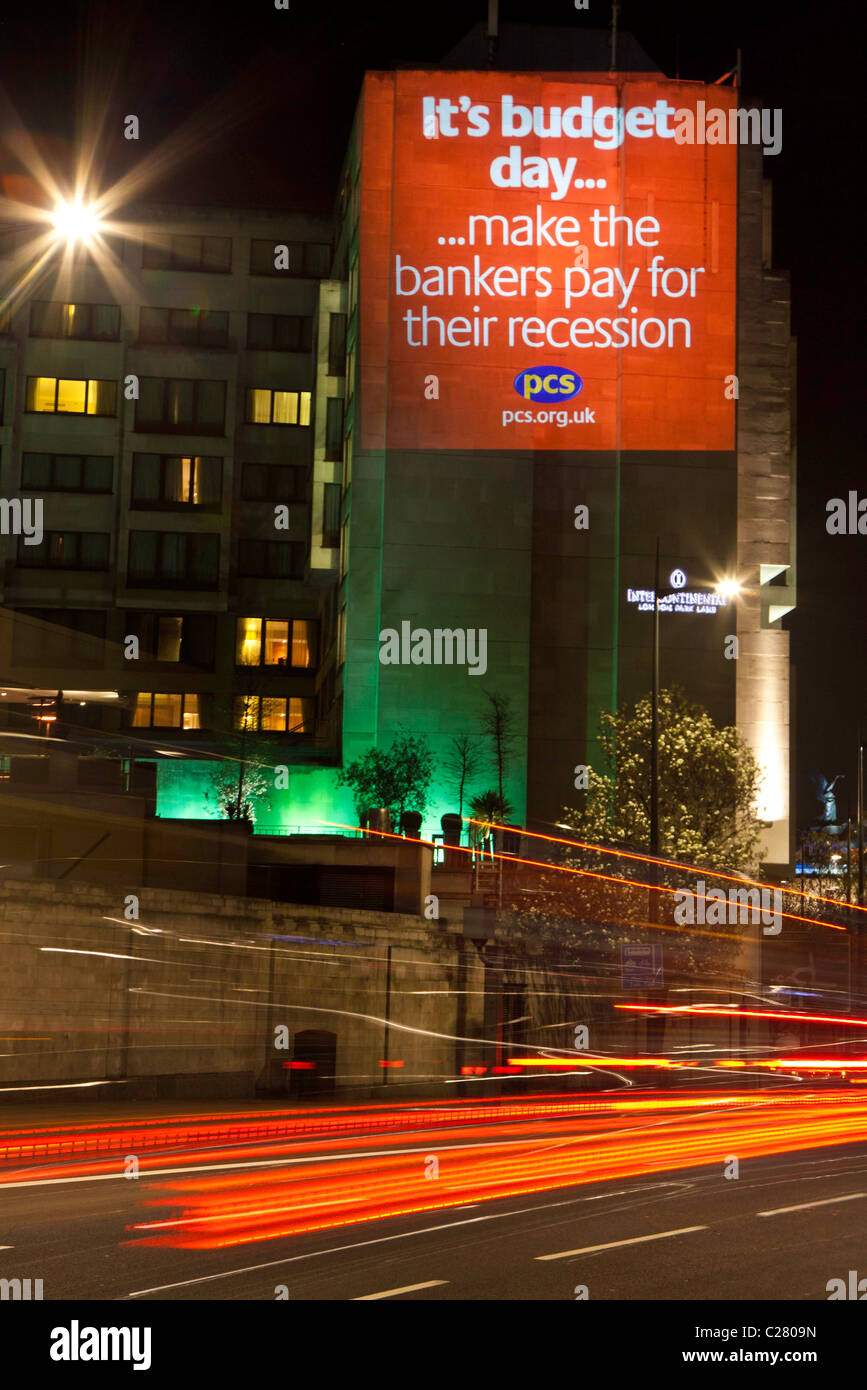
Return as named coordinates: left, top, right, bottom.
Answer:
left=360, top=71, right=737, bottom=452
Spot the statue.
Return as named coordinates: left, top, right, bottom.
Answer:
left=810, top=772, right=844, bottom=825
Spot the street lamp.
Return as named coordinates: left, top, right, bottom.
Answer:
left=649, top=544, right=742, bottom=862
left=51, top=198, right=102, bottom=245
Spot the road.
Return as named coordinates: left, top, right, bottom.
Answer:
left=1, top=1089, right=866, bottom=1300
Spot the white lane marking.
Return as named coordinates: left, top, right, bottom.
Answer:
left=536, top=1225, right=708, bottom=1261
left=757, top=1192, right=866, bottom=1217
left=125, top=1193, right=588, bottom=1297
left=352, top=1280, right=448, bottom=1300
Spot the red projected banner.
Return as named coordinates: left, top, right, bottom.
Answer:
left=359, top=72, right=737, bottom=453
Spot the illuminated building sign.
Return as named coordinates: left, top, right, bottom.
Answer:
left=626, top=587, right=728, bottom=616
left=360, top=72, right=737, bottom=452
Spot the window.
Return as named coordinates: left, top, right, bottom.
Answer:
left=21, top=453, right=113, bottom=493
left=324, top=397, right=344, bottom=462
left=131, top=454, right=222, bottom=508
left=0, top=367, right=5, bottom=424
left=127, top=531, right=219, bottom=588
left=142, top=234, right=231, bottom=273
left=18, top=532, right=110, bottom=570
left=30, top=301, right=120, bottom=341
left=240, top=462, right=305, bottom=502
left=247, top=313, right=312, bottom=352
left=327, top=313, right=347, bottom=375
left=130, top=692, right=201, bottom=729
left=235, top=617, right=317, bottom=667
left=0, top=302, right=12, bottom=334
left=249, top=239, right=331, bottom=277
left=238, top=540, right=304, bottom=580
left=12, top=610, right=106, bottom=667
left=233, top=695, right=313, bottom=733
left=135, top=378, right=226, bottom=434
left=139, top=306, right=229, bottom=348
left=322, top=482, right=342, bottom=547
left=25, top=377, right=117, bottom=416
left=245, top=388, right=310, bottom=426
left=125, top=613, right=215, bottom=668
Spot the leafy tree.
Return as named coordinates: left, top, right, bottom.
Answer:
left=338, top=733, right=434, bottom=824
left=443, top=733, right=482, bottom=816
left=565, top=686, right=766, bottom=873
left=206, top=762, right=272, bottom=824
left=510, top=689, right=768, bottom=982
left=468, top=789, right=514, bottom=860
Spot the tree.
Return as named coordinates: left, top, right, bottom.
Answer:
left=206, top=761, right=272, bottom=824
left=204, top=686, right=279, bottom=825
left=443, top=734, right=481, bottom=816
left=480, top=691, right=517, bottom=805
left=564, top=686, right=766, bottom=873
left=468, top=788, right=514, bottom=857
left=338, top=733, right=434, bottom=824
left=509, top=689, right=768, bottom=983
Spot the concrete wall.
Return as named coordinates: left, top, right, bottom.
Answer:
left=0, top=878, right=484, bottom=1097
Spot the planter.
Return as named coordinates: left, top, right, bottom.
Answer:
left=400, top=810, right=423, bottom=839
left=440, top=813, right=463, bottom=846
left=362, top=806, right=392, bottom=837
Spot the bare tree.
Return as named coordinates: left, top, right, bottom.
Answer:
left=443, top=734, right=481, bottom=816
left=480, top=692, right=517, bottom=805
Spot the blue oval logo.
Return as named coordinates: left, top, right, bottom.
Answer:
left=514, top=366, right=583, bottom=403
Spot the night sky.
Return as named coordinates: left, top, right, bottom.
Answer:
left=0, top=0, right=862, bottom=830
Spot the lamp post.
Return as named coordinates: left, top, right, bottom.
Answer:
left=647, top=550, right=742, bottom=884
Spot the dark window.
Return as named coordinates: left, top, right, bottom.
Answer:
left=246, top=313, right=312, bottom=351
left=139, top=306, right=229, bottom=348
left=131, top=454, right=222, bottom=508
left=240, top=463, right=305, bottom=502
left=238, top=539, right=304, bottom=580
left=322, top=483, right=342, bottom=547
left=249, top=239, right=331, bottom=277
left=142, top=235, right=232, bottom=273
left=324, top=397, right=344, bottom=462
left=127, top=531, right=219, bottom=588
left=21, top=453, right=113, bottom=493
left=327, top=313, right=347, bottom=375
left=18, top=533, right=110, bottom=570
left=135, top=378, right=226, bottom=435
left=12, top=609, right=106, bottom=667
left=125, top=612, right=215, bottom=668
left=30, top=301, right=120, bottom=341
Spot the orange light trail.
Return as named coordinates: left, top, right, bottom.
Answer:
left=124, top=1090, right=867, bottom=1250
left=616, top=1004, right=867, bottom=1028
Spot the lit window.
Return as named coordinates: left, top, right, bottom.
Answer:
left=131, top=692, right=152, bottom=727
left=25, top=376, right=116, bottom=416
left=236, top=617, right=262, bottom=666
left=245, top=388, right=311, bottom=426
left=182, top=695, right=200, bottom=730
left=261, top=698, right=287, bottom=732
left=233, top=695, right=260, bottom=731
left=291, top=620, right=314, bottom=668
left=264, top=620, right=289, bottom=665
left=288, top=698, right=313, bottom=733
left=152, top=693, right=182, bottom=727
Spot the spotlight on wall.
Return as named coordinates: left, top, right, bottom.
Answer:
left=715, top=577, right=742, bottom=601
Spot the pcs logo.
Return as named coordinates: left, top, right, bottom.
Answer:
left=514, top=366, right=583, bottom=403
